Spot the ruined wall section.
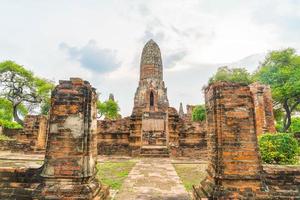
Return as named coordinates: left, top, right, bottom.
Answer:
left=168, top=107, right=207, bottom=158
left=178, top=120, right=207, bottom=158
left=97, top=118, right=131, bottom=155
left=3, top=115, right=48, bottom=152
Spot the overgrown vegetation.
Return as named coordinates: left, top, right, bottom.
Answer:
left=96, top=161, right=135, bottom=190
left=209, top=66, right=253, bottom=84
left=192, top=105, right=206, bottom=122
left=258, top=133, right=300, bottom=165
left=173, top=164, right=207, bottom=191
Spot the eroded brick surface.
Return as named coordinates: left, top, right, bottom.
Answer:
left=192, top=82, right=266, bottom=199
left=192, top=82, right=299, bottom=199
left=3, top=115, right=48, bottom=152
left=33, top=78, right=109, bottom=199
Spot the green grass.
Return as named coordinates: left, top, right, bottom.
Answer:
left=96, top=161, right=136, bottom=190
left=173, top=163, right=207, bottom=191
left=0, top=134, right=14, bottom=141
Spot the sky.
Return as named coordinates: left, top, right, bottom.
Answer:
left=0, top=0, right=299, bottom=116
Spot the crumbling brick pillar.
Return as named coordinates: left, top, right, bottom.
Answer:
left=34, top=115, right=48, bottom=150
left=34, top=78, right=108, bottom=200
left=250, top=82, right=276, bottom=135
left=193, top=82, right=267, bottom=199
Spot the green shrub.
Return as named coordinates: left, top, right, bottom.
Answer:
left=192, top=105, right=206, bottom=122
left=0, top=119, right=22, bottom=129
left=289, top=117, right=300, bottom=133
left=259, top=133, right=299, bottom=165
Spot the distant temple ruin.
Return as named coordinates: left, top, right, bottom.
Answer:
left=1, top=40, right=276, bottom=158
left=1, top=40, right=298, bottom=199
left=98, top=39, right=207, bottom=157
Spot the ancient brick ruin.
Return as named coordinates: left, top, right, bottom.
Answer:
left=97, top=39, right=207, bottom=158
left=1, top=40, right=299, bottom=199
left=0, top=78, right=109, bottom=199
left=192, top=82, right=299, bottom=199
left=1, top=40, right=278, bottom=159
left=1, top=115, right=48, bottom=152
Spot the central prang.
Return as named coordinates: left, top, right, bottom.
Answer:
left=133, top=39, right=169, bottom=114
left=132, top=39, right=170, bottom=148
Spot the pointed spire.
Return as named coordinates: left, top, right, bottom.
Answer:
left=179, top=102, right=184, bottom=118
left=108, top=93, right=115, bottom=101
left=140, top=39, right=163, bottom=80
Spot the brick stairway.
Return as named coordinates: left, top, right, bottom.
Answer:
left=140, top=145, right=169, bottom=157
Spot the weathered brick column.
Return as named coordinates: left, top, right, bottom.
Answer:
left=34, top=78, right=108, bottom=199
left=193, top=82, right=267, bottom=199
left=250, top=82, right=276, bottom=135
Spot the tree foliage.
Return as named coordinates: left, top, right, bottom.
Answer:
left=289, top=117, right=300, bottom=133
left=192, top=105, right=206, bottom=122
left=0, top=60, right=54, bottom=125
left=254, top=48, right=300, bottom=132
left=0, top=98, right=13, bottom=121
left=97, top=99, right=120, bottom=120
left=259, top=133, right=299, bottom=165
left=209, top=66, right=253, bottom=84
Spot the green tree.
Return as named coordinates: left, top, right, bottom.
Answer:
left=209, top=66, right=253, bottom=84
left=255, top=48, right=300, bottom=132
left=192, top=105, right=206, bottom=122
left=97, top=99, right=120, bottom=120
left=0, top=60, right=54, bottom=125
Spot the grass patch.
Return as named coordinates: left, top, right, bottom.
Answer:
left=0, top=134, right=14, bottom=141
left=173, top=163, right=207, bottom=191
left=96, top=161, right=136, bottom=190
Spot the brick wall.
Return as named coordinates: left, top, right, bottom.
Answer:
left=178, top=120, right=207, bottom=158
left=97, top=118, right=131, bottom=155
left=3, top=115, right=48, bottom=152
left=0, top=167, right=42, bottom=199
left=263, top=165, right=300, bottom=197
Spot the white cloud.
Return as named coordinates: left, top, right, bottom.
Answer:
left=0, top=0, right=299, bottom=116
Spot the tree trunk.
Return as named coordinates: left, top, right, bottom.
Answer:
left=13, top=104, right=24, bottom=126
left=282, top=99, right=291, bottom=132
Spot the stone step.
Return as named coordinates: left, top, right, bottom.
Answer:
left=140, top=146, right=169, bottom=157
left=140, top=153, right=170, bottom=158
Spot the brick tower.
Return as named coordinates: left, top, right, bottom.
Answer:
left=132, top=39, right=169, bottom=115
left=131, top=40, right=170, bottom=156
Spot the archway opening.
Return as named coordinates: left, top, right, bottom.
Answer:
left=150, top=91, right=154, bottom=107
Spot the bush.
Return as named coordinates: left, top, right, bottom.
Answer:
left=192, top=105, right=206, bottom=122
left=289, top=117, right=300, bottom=133
left=0, top=119, right=22, bottom=129
left=259, top=133, right=299, bottom=165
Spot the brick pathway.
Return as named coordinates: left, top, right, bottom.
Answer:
left=115, top=158, right=190, bottom=200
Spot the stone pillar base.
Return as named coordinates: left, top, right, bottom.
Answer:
left=33, top=178, right=109, bottom=200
